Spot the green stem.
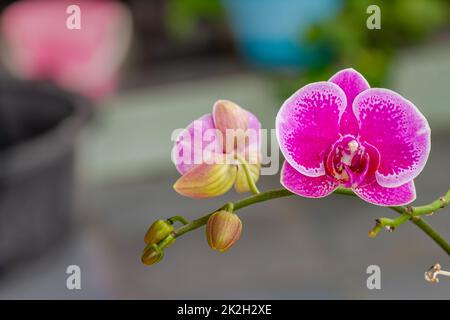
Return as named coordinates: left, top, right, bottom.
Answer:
left=413, top=218, right=450, bottom=255
left=168, top=187, right=450, bottom=256
left=172, top=189, right=293, bottom=239
left=167, top=215, right=190, bottom=225
left=406, top=189, right=450, bottom=216
left=235, top=154, right=260, bottom=195
left=368, top=214, right=411, bottom=237
left=367, top=190, right=450, bottom=250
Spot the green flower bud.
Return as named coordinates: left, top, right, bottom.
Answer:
left=141, top=243, right=163, bottom=266
left=144, top=219, right=174, bottom=244
left=206, top=210, right=242, bottom=252
left=141, top=234, right=176, bottom=266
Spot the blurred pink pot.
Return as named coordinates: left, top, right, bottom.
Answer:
left=1, top=0, right=132, bottom=100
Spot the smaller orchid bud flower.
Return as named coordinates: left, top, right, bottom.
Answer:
left=141, top=234, right=176, bottom=266
left=141, top=243, right=163, bottom=266
left=172, top=99, right=262, bottom=199
left=144, top=219, right=175, bottom=245
left=206, top=210, right=242, bottom=252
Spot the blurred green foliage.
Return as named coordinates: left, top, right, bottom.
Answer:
left=277, top=0, right=450, bottom=98
left=166, top=0, right=225, bottom=39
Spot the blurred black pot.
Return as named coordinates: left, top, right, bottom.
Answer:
left=0, top=78, right=91, bottom=269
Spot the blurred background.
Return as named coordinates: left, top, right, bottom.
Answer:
left=0, top=0, right=449, bottom=299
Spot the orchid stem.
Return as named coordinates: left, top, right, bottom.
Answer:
left=169, top=187, right=450, bottom=256
left=368, top=189, right=450, bottom=253
left=235, top=154, right=260, bottom=195
left=167, top=215, right=190, bottom=225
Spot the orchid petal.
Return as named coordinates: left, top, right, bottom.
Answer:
left=280, top=161, right=338, bottom=198
left=353, top=88, right=431, bottom=188
left=234, top=147, right=261, bottom=193
left=234, top=163, right=260, bottom=193
left=245, top=109, right=262, bottom=151
left=213, top=100, right=249, bottom=133
left=276, top=82, right=347, bottom=177
left=213, top=100, right=250, bottom=153
left=173, top=163, right=237, bottom=199
left=172, top=114, right=221, bottom=175
left=329, top=68, right=370, bottom=135
left=354, top=180, right=416, bottom=206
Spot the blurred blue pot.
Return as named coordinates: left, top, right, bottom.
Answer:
left=222, top=0, right=342, bottom=70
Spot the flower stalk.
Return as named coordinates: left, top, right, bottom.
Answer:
left=166, top=187, right=450, bottom=256
left=369, top=189, right=450, bottom=242
left=235, top=154, right=260, bottom=195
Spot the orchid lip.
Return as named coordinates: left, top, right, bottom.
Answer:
left=325, top=135, right=380, bottom=188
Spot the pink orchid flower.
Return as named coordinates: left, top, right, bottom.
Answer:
left=172, top=100, right=261, bottom=198
left=276, top=68, right=431, bottom=206
left=0, top=0, right=132, bottom=99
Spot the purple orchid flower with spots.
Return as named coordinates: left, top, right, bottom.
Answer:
left=276, top=68, right=431, bottom=206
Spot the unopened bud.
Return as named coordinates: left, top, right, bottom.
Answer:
left=141, top=243, right=163, bottom=266
left=141, top=233, right=176, bottom=266
left=206, top=210, right=242, bottom=252
left=144, top=219, right=174, bottom=244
